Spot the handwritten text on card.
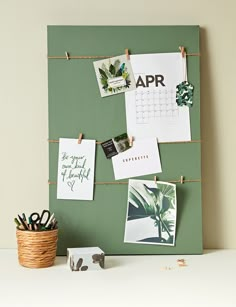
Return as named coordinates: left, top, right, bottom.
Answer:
left=57, top=138, right=96, bottom=200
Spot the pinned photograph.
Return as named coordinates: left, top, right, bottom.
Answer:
left=93, top=54, right=136, bottom=97
left=101, top=132, right=131, bottom=159
left=124, top=179, right=177, bottom=246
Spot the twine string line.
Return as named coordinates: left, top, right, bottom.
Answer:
left=48, top=139, right=201, bottom=145
left=48, top=53, right=200, bottom=60
left=183, top=55, right=188, bottom=82
left=48, top=179, right=201, bottom=185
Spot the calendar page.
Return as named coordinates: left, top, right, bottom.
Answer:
left=125, top=53, right=191, bottom=142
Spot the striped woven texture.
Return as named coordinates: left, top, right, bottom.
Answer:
left=16, top=229, right=58, bottom=268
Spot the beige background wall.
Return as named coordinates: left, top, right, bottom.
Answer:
left=1, top=0, right=235, bottom=248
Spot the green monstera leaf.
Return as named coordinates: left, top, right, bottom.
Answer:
left=128, top=184, right=157, bottom=220
left=143, top=183, right=175, bottom=214
left=129, top=182, right=176, bottom=218
left=158, top=183, right=176, bottom=210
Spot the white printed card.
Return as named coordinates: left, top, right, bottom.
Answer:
left=57, top=138, right=96, bottom=200
left=111, top=138, right=162, bottom=180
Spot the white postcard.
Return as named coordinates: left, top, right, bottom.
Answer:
left=111, top=138, right=162, bottom=180
left=125, top=53, right=191, bottom=142
left=124, top=179, right=177, bottom=246
left=57, top=138, right=96, bottom=200
left=93, top=54, right=136, bottom=97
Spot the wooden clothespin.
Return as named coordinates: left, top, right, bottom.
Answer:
left=65, top=51, right=70, bottom=60
left=180, top=176, right=184, bottom=184
left=154, top=176, right=158, bottom=184
left=78, top=133, right=83, bottom=144
left=129, top=136, right=133, bottom=147
left=125, top=48, right=130, bottom=60
left=177, top=259, right=187, bottom=267
left=179, top=46, right=186, bottom=58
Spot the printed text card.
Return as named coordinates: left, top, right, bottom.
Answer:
left=57, top=138, right=96, bottom=200
left=112, top=138, right=162, bottom=180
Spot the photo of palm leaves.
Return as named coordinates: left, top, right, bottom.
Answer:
left=124, top=179, right=177, bottom=246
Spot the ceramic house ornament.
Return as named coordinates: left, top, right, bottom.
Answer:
left=67, top=247, right=105, bottom=271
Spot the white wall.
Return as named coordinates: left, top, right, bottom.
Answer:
left=1, top=0, right=235, bottom=248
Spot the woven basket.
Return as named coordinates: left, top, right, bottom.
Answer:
left=16, top=229, right=58, bottom=268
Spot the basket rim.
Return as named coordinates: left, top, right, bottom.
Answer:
left=16, top=228, right=58, bottom=233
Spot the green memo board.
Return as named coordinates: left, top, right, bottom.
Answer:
left=48, top=26, right=202, bottom=255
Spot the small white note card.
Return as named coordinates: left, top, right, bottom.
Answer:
left=112, top=138, right=162, bottom=180
left=57, top=138, right=96, bottom=200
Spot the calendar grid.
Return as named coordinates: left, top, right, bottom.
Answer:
left=135, top=89, right=179, bottom=124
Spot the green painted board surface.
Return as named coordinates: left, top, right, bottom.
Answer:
left=48, top=26, right=202, bottom=255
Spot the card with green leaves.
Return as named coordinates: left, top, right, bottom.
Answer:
left=93, top=55, right=136, bottom=97
left=124, top=179, right=177, bottom=246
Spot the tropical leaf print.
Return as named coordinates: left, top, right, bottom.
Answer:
left=176, top=81, right=194, bottom=107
